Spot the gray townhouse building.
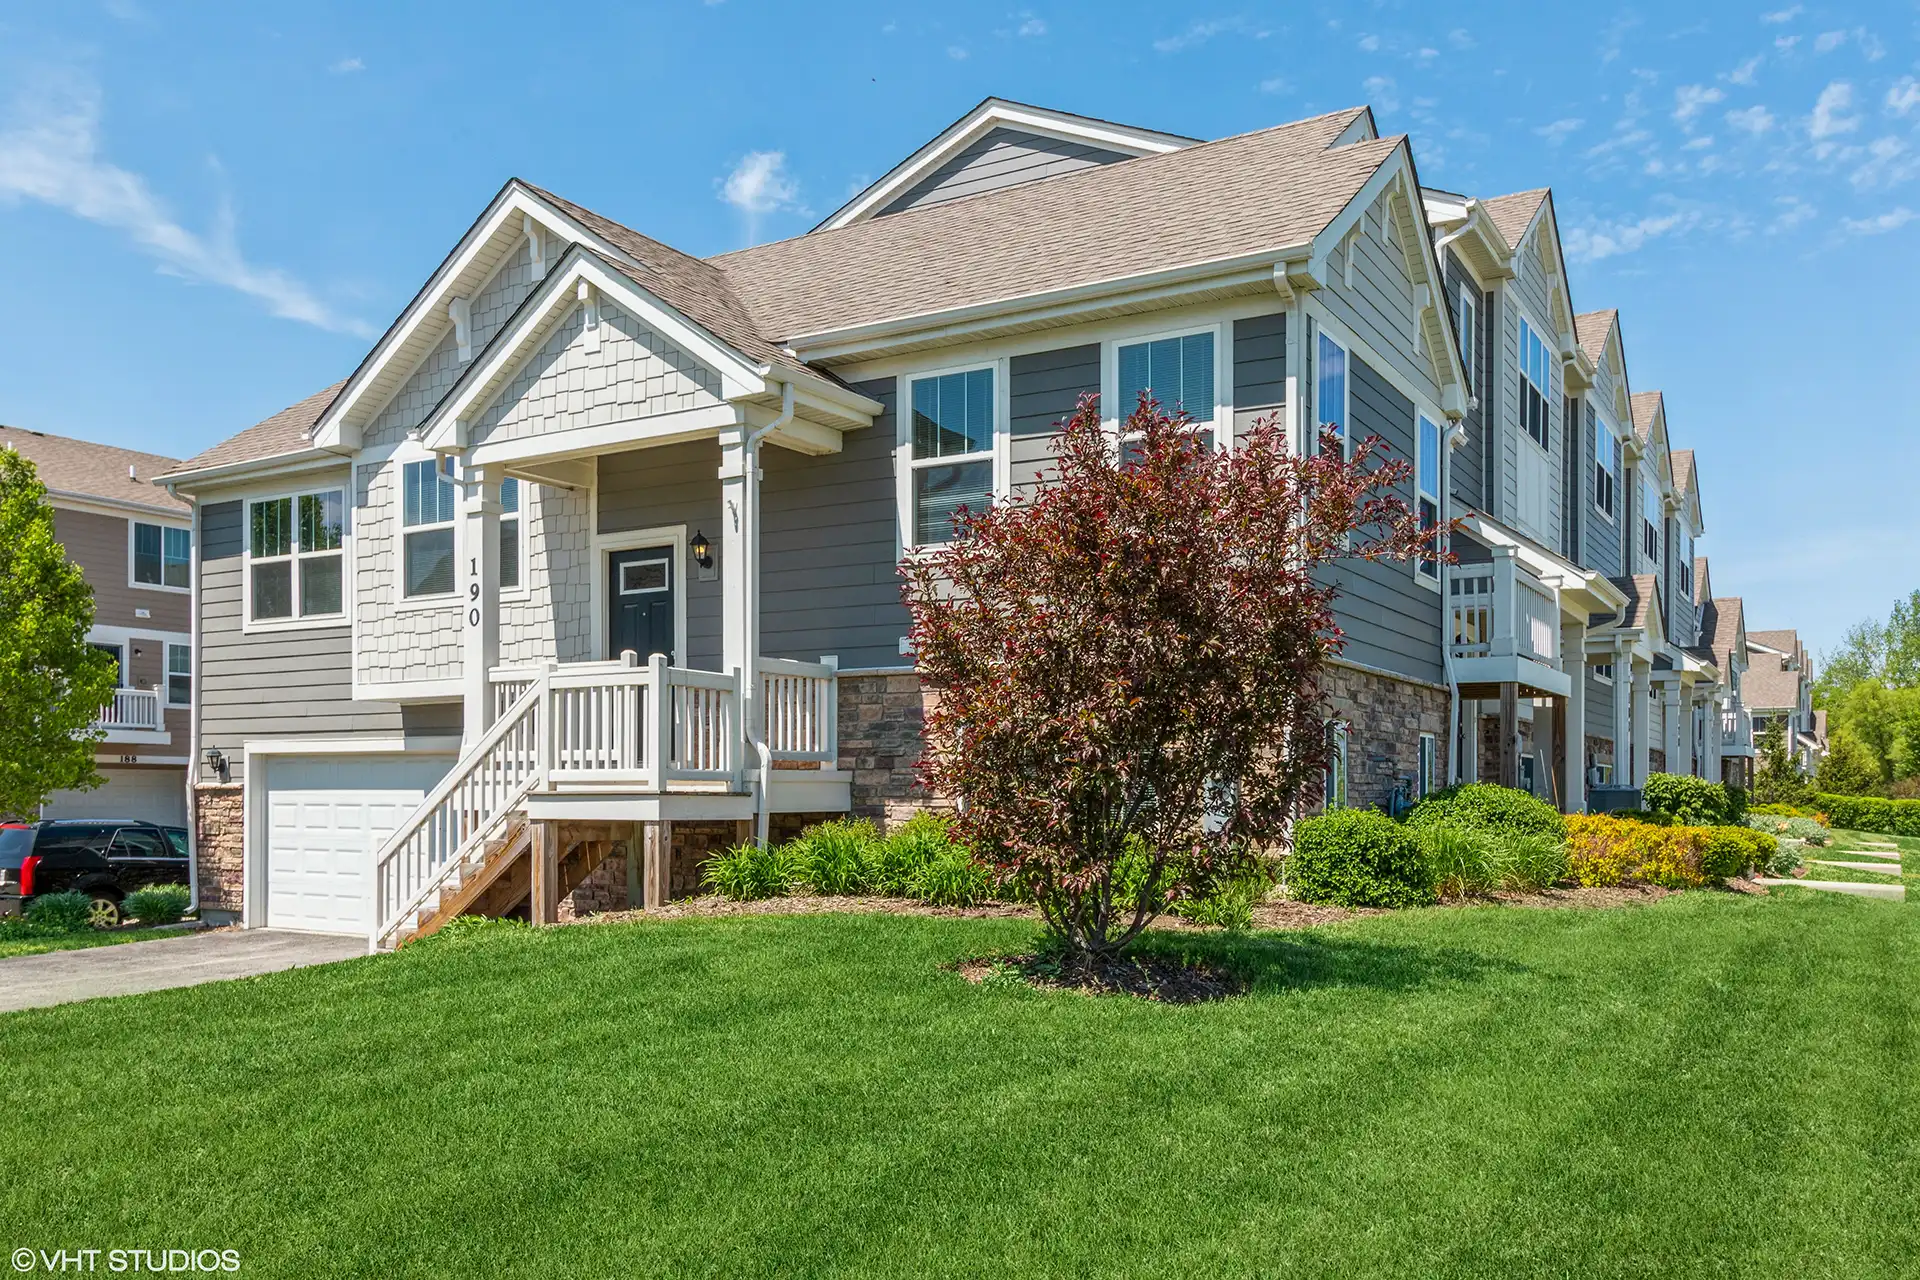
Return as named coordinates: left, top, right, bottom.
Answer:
left=149, top=97, right=1768, bottom=946
left=1, top=426, right=194, bottom=826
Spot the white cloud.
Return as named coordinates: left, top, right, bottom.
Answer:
left=1841, top=207, right=1914, bottom=234
left=1889, top=78, right=1920, bottom=117
left=1153, top=18, right=1243, bottom=53
left=1363, top=74, right=1398, bottom=114
left=1017, top=15, right=1047, bottom=37
left=0, top=74, right=367, bottom=336
left=947, top=44, right=969, bottom=59
left=1727, top=55, right=1762, bottom=85
left=1760, top=5, right=1802, bottom=22
left=1563, top=208, right=1700, bottom=261
left=1809, top=81, right=1859, bottom=140
left=1673, top=83, right=1725, bottom=124
left=1258, top=75, right=1292, bottom=95
left=1535, top=118, right=1584, bottom=144
left=1773, top=34, right=1800, bottom=51
left=1357, top=33, right=1380, bottom=52
left=1769, top=196, right=1817, bottom=231
left=1726, top=105, right=1775, bottom=133
left=1416, top=47, right=1438, bottom=61
left=1851, top=137, right=1916, bottom=191
left=1447, top=28, right=1475, bottom=50
left=328, top=57, right=364, bottom=74
left=1813, top=30, right=1846, bottom=52
left=718, top=149, right=803, bottom=243
left=1683, top=135, right=1714, bottom=150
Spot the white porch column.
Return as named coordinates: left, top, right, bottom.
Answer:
left=718, top=421, right=762, bottom=788
left=1612, top=648, right=1631, bottom=786
left=1562, top=619, right=1587, bottom=812
left=1662, top=680, right=1684, bottom=776
left=1630, top=661, right=1652, bottom=788
left=1707, top=693, right=1725, bottom=783
left=461, top=462, right=502, bottom=747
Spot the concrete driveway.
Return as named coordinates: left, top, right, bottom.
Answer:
left=0, top=929, right=365, bottom=1014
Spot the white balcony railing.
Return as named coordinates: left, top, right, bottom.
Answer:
left=759, top=656, right=839, bottom=763
left=98, top=687, right=163, bottom=732
left=1449, top=550, right=1558, bottom=666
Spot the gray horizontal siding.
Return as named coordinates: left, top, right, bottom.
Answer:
left=196, top=499, right=405, bottom=785
left=1009, top=344, right=1098, bottom=498
left=878, top=128, right=1130, bottom=217
left=1442, top=252, right=1487, bottom=512
left=1232, top=312, right=1286, bottom=441
left=1318, top=356, right=1445, bottom=686
left=1585, top=670, right=1617, bottom=745
left=1580, top=399, right=1623, bottom=578
left=56, top=506, right=191, bottom=635
left=596, top=441, right=725, bottom=671
left=761, top=378, right=910, bottom=671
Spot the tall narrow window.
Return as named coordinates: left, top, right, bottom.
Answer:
left=1593, top=417, right=1616, bottom=520
left=166, top=643, right=191, bottom=706
left=1324, top=721, right=1350, bottom=809
left=1316, top=332, right=1348, bottom=455
left=499, top=477, right=522, bottom=591
left=908, top=367, right=994, bottom=546
left=1416, top=413, right=1442, bottom=581
left=1642, top=475, right=1661, bottom=565
left=1418, top=733, right=1437, bottom=798
left=403, top=457, right=458, bottom=597
left=248, top=488, right=343, bottom=621
left=1117, top=331, right=1215, bottom=425
left=1518, top=318, right=1551, bottom=450
left=1454, top=288, right=1476, bottom=391
left=133, top=523, right=191, bottom=588
left=1679, top=529, right=1694, bottom=599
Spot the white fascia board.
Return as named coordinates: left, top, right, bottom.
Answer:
left=155, top=447, right=354, bottom=493
left=786, top=250, right=1300, bottom=363
left=420, top=252, right=767, bottom=452
left=818, top=100, right=1192, bottom=232
left=464, top=403, right=742, bottom=470
left=48, top=491, right=191, bottom=523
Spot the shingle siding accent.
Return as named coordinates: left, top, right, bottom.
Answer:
left=1008, top=344, right=1098, bottom=498
left=501, top=480, right=594, bottom=667
left=1231, top=312, right=1286, bottom=442
left=762, top=378, right=910, bottom=672
left=877, top=127, right=1132, bottom=217
left=195, top=498, right=405, bottom=787
left=354, top=461, right=463, bottom=686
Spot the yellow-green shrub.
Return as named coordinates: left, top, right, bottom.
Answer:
left=1564, top=815, right=1747, bottom=889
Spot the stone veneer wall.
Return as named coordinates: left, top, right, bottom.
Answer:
left=193, top=785, right=244, bottom=916
left=1323, top=661, right=1450, bottom=812
left=836, top=671, right=941, bottom=832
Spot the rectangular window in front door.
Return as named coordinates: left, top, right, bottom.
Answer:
left=609, top=548, right=675, bottom=663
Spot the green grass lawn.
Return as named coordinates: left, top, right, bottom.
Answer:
left=0, top=925, right=192, bottom=960
left=3, top=893, right=1916, bottom=1279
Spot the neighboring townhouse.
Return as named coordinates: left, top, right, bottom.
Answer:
left=0, top=426, right=193, bottom=826
left=1693, top=564, right=1755, bottom=787
left=156, top=100, right=1477, bottom=942
left=1745, top=629, right=1824, bottom=774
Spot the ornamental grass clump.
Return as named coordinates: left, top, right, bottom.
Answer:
left=902, top=393, right=1435, bottom=963
left=24, top=890, right=94, bottom=932
left=871, top=811, right=958, bottom=895
left=703, top=842, right=799, bottom=901
left=1415, top=823, right=1568, bottom=898
left=909, top=849, right=995, bottom=907
left=124, top=883, right=189, bottom=926
left=789, top=819, right=881, bottom=896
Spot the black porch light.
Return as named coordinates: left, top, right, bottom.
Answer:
left=690, top=530, right=713, bottom=569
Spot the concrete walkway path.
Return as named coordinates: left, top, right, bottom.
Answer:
left=1805, top=860, right=1905, bottom=875
left=0, top=929, right=364, bottom=1014
left=1836, top=849, right=1903, bottom=860
left=1758, top=877, right=1906, bottom=902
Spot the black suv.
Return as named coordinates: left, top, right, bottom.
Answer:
left=0, top=820, right=190, bottom=927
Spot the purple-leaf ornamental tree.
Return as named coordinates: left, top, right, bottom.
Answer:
left=900, top=393, right=1440, bottom=961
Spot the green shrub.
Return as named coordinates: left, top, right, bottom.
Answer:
left=1170, top=856, right=1275, bottom=931
left=25, top=890, right=94, bottom=932
left=1492, top=832, right=1569, bottom=892
left=1290, top=810, right=1436, bottom=908
left=124, top=883, right=190, bottom=926
left=1746, top=813, right=1829, bottom=846
left=1804, top=791, right=1920, bottom=835
left=1643, top=773, right=1743, bottom=826
left=703, top=842, right=798, bottom=901
left=909, top=849, right=994, bottom=907
left=871, top=811, right=960, bottom=895
left=1403, top=783, right=1566, bottom=842
left=1766, top=840, right=1802, bottom=877
left=1701, top=828, right=1762, bottom=880
left=1751, top=803, right=1824, bottom=822
left=788, top=819, right=881, bottom=895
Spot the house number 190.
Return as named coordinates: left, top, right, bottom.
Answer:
left=467, top=558, right=481, bottom=627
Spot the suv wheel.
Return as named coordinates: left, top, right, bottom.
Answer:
left=86, top=894, right=122, bottom=929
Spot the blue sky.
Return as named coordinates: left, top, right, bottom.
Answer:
left=1, top=0, right=1914, bottom=656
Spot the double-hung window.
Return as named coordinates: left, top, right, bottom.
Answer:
left=1518, top=317, right=1551, bottom=450
left=1316, top=331, right=1349, bottom=455
left=166, top=642, right=191, bottom=706
left=403, top=457, right=459, bottom=598
left=500, top=477, right=522, bottom=591
left=1454, top=288, right=1476, bottom=391
left=1416, top=413, right=1442, bottom=583
left=248, top=488, right=344, bottom=622
left=1117, top=330, right=1215, bottom=449
left=1641, top=475, right=1661, bottom=566
left=1678, top=529, right=1694, bottom=598
left=1593, top=417, right=1617, bottom=520
left=133, top=523, right=191, bottom=589
left=907, top=367, right=994, bottom=546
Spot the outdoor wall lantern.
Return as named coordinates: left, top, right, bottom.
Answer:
left=690, top=530, right=713, bottom=569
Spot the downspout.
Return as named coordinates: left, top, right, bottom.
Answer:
left=746, top=381, right=794, bottom=847
left=170, top=482, right=201, bottom=915
left=1442, top=424, right=1464, bottom=785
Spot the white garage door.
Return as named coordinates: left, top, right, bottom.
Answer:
left=42, top=767, right=189, bottom=828
left=264, top=755, right=454, bottom=935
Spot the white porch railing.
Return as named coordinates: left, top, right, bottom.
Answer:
left=98, top=687, right=163, bottom=732
left=759, top=656, right=839, bottom=763
left=1449, top=551, right=1558, bottom=665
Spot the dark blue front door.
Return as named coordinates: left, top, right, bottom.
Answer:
left=608, top=548, right=675, bottom=663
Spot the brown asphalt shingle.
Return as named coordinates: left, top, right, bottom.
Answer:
left=1608, top=573, right=1664, bottom=631
left=1630, top=390, right=1665, bottom=443
left=1574, top=309, right=1616, bottom=364
left=1670, top=448, right=1695, bottom=497
left=1479, top=189, right=1549, bottom=251
left=157, top=382, right=345, bottom=480
left=712, top=108, right=1394, bottom=340
left=0, top=425, right=188, bottom=513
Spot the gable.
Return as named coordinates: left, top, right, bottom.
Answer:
left=876, top=127, right=1134, bottom=217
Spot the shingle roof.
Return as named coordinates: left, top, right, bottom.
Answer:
left=1478, top=189, right=1549, bottom=251
left=0, top=425, right=188, bottom=514
left=1608, top=573, right=1663, bottom=631
left=1670, top=448, right=1695, bottom=495
left=157, top=382, right=345, bottom=481
left=1748, top=628, right=1800, bottom=654
left=1574, top=308, right=1616, bottom=365
left=1701, top=595, right=1743, bottom=665
left=1630, top=390, right=1664, bottom=443
left=712, top=108, right=1396, bottom=340
left=1693, top=555, right=1712, bottom=605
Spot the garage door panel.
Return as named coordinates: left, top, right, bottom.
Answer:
left=263, top=754, right=453, bottom=935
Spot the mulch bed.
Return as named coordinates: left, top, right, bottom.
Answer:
left=951, top=951, right=1246, bottom=1003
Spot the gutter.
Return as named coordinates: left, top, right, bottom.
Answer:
left=153, top=445, right=352, bottom=492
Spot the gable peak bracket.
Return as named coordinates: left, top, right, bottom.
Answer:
left=524, top=214, right=546, bottom=281
left=577, top=279, right=602, bottom=353
left=448, top=296, right=473, bottom=362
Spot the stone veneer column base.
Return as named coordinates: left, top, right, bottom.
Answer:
left=192, top=784, right=244, bottom=921
left=1322, top=662, right=1450, bottom=812
left=836, top=671, right=945, bottom=833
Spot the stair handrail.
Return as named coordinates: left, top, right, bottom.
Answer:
left=370, top=674, right=548, bottom=949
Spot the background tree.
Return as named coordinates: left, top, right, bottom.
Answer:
left=1753, top=719, right=1811, bottom=807
left=902, top=395, right=1433, bottom=963
left=1817, top=728, right=1879, bottom=796
left=0, top=450, right=119, bottom=818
